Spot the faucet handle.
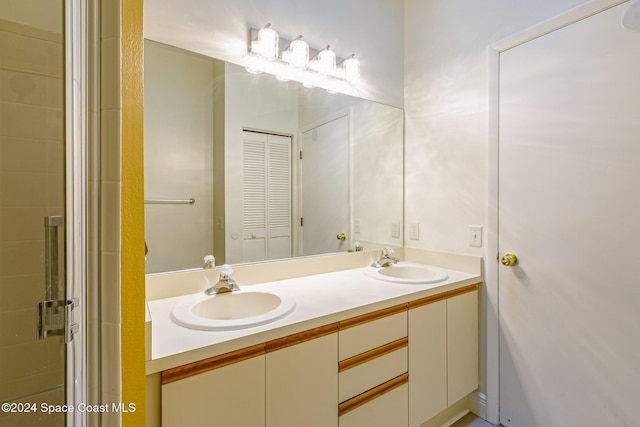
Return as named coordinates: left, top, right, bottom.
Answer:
left=382, top=247, right=395, bottom=257
left=220, top=264, right=233, bottom=276
left=203, top=255, right=215, bottom=269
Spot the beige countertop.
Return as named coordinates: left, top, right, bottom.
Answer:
left=146, top=249, right=481, bottom=375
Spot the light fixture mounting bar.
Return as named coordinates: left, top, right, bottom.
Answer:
left=248, top=27, right=346, bottom=64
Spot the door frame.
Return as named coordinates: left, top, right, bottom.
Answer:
left=485, top=0, right=627, bottom=423
left=296, top=109, right=353, bottom=257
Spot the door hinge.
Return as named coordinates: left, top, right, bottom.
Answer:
left=37, top=297, right=79, bottom=343
left=300, top=217, right=304, bottom=226
left=299, top=150, right=303, bottom=160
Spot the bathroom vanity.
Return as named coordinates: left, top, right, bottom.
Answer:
left=145, top=249, right=481, bottom=427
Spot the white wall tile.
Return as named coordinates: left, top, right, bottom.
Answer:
left=101, top=322, right=122, bottom=396
left=100, top=37, right=121, bottom=111
left=101, top=251, right=121, bottom=324
left=101, top=109, right=121, bottom=182
left=100, top=180, right=121, bottom=253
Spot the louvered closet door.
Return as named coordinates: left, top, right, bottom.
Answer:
left=242, top=131, right=292, bottom=262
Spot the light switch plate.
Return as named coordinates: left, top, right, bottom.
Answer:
left=469, top=225, right=482, bottom=247
left=409, top=223, right=420, bottom=240
left=391, top=221, right=400, bottom=238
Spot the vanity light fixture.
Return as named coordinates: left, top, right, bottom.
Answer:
left=251, top=23, right=279, bottom=61
left=343, top=54, right=361, bottom=83
left=282, top=36, right=309, bottom=70
left=247, top=24, right=361, bottom=89
left=316, top=45, right=336, bottom=76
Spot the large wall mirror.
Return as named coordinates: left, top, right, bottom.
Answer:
left=144, top=40, right=404, bottom=274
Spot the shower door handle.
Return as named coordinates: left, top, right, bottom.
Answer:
left=38, top=216, right=78, bottom=342
left=44, top=216, right=63, bottom=301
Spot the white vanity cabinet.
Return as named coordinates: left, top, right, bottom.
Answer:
left=338, top=306, right=409, bottom=427
left=408, top=299, right=448, bottom=425
left=265, top=326, right=338, bottom=427
left=154, top=283, right=480, bottom=427
left=447, top=289, right=479, bottom=404
left=161, top=345, right=266, bottom=427
left=160, top=326, right=339, bottom=427
left=408, top=286, right=479, bottom=427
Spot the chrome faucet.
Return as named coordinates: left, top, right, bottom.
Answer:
left=371, top=247, right=400, bottom=268
left=205, top=264, right=240, bottom=295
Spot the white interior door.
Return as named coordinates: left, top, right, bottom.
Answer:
left=498, top=3, right=640, bottom=426
left=300, top=115, right=350, bottom=256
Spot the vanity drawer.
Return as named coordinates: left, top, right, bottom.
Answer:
left=339, top=378, right=408, bottom=427
left=339, top=340, right=408, bottom=402
left=338, top=306, right=407, bottom=360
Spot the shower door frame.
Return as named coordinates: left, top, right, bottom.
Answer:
left=65, top=0, right=94, bottom=424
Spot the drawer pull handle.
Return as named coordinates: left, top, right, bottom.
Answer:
left=339, top=337, right=408, bottom=372
left=338, top=373, right=409, bottom=416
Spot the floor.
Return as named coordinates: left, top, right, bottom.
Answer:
left=451, top=412, right=497, bottom=427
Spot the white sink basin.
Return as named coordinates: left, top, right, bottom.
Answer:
left=171, top=290, right=296, bottom=331
left=363, top=262, right=448, bottom=284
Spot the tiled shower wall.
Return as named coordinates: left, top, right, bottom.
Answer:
left=100, top=0, right=124, bottom=426
left=0, top=17, right=65, bottom=425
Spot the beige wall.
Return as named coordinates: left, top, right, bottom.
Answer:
left=403, top=0, right=590, bottom=401
left=144, top=41, right=217, bottom=274
left=403, top=0, right=588, bottom=257
left=144, top=0, right=404, bottom=108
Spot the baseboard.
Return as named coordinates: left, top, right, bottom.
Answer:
left=441, top=409, right=470, bottom=427
left=417, top=397, right=469, bottom=427
left=468, top=391, right=488, bottom=420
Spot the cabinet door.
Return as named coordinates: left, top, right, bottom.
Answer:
left=408, top=300, right=447, bottom=427
left=266, top=333, right=338, bottom=427
left=162, top=355, right=265, bottom=427
left=447, top=290, right=479, bottom=404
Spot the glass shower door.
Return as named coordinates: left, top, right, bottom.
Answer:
left=0, top=1, right=68, bottom=425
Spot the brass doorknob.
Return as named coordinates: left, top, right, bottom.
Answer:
left=337, top=233, right=346, bottom=241
left=501, top=253, right=518, bottom=266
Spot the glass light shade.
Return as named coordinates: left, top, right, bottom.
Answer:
left=317, top=46, right=336, bottom=76
left=344, top=55, right=360, bottom=83
left=281, top=50, right=293, bottom=63
left=289, top=39, right=309, bottom=70
left=308, top=59, right=320, bottom=72
left=257, top=26, right=278, bottom=61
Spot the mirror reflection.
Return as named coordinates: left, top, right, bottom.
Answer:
left=144, top=40, right=403, bottom=274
